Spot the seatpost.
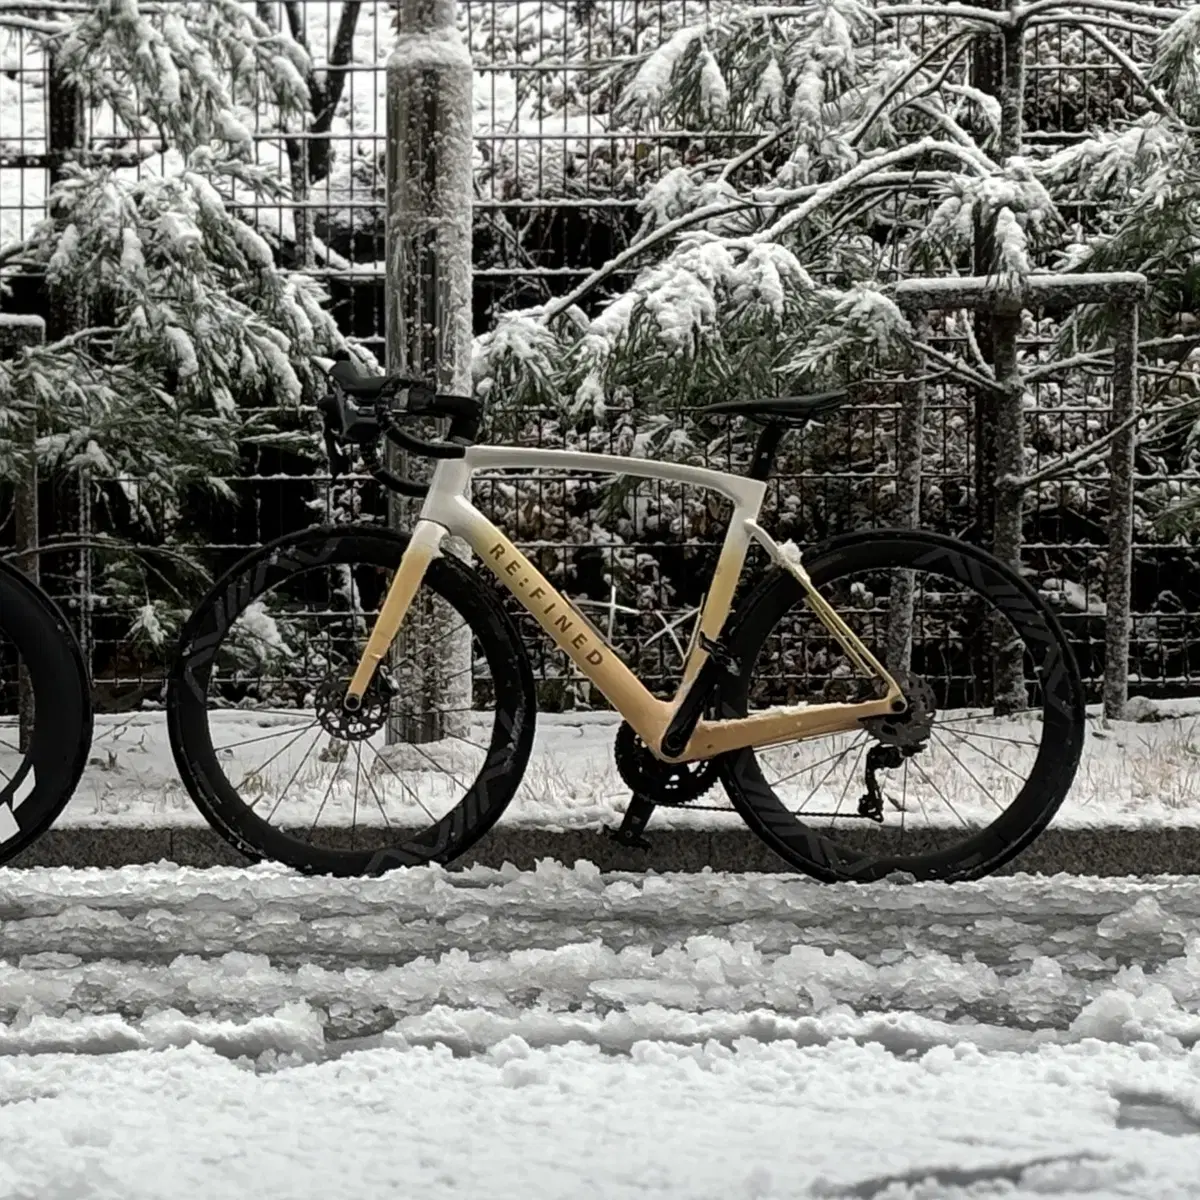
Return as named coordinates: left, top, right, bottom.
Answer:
left=748, top=422, right=784, bottom=481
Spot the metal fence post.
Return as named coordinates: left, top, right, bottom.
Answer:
left=0, top=314, right=44, bottom=752
left=385, top=0, right=474, bottom=743
left=1103, top=298, right=1140, bottom=720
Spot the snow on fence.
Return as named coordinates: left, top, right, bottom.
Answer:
left=0, top=0, right=1196, bottom=711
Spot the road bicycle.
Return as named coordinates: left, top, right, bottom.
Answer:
left=0, top=556, right=93, bottom=866
left=166, top=358, right=1085, bottom=882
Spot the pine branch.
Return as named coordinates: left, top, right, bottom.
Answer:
left=717, top=129, right=787, bottom=182
left=848, top=30, right=972, bottom=148
left=906, top=97, right=979, bottom=147
left=872, top=3, right=1015, bottom=23
left=541, top=195, right=757, bottom=322
left=0, top=239, right=31, bottom=270
left=0, top=14, right=58, bottom=33
left=1017, top=396, right=1192, bottom=489
left=902, top=335, right=1009, bottom=396
left=753, top=138, right=993, bottom=245
left=35, top=325, right=123, bottom=353
left=542, top=167, right=954, bottom=324
left=1073, top=21, right=1180, bottom=120
left=1025, top=335, right=1200, bottom=381
left=963, top=314, right=995, bottom=377
left=1029, top=13, right=1176, bottom=35
left=1015, top=0, right=1180, bottom=25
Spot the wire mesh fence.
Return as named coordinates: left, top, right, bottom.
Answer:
left=0, top=0, right=1197, bottom=709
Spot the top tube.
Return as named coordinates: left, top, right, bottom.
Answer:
left=463, top=445, right=766, bottom=510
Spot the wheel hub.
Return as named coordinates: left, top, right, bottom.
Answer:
left=861, top=671, right=936, bottom=749
left=614, top=721, right=719, bottom=806
left=314, top=675, right=390, bottom=741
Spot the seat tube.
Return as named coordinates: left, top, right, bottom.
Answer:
left=344, top=519, right=448, bottom=706
left=681, top=512, right=752, bottom=688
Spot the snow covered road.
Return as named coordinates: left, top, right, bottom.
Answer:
left=1, top=863, right=1199, bottom=1198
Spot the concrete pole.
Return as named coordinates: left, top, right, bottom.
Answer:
left=385, top=0, right=474, bottom=744
left=1103, top=300, right=1140, bottom=720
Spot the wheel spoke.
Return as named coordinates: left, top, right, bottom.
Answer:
left=215, top=722, right=321, bottom=755
left=259, top=731, right=322, bottom=820
left=350, top=742, right=363, bottom=850
left=358, top=746, right=396, bottom=832
left=234, top=720, right=320, bottom=796
left=304, top=761, right=341, bottom=844
left=365, top=738, right=439, bottom=824
left=944, top=726, right=1034, bottom=780
left=825, top=736, right=869, bottom=824
left=905, top=753, right=974, bottom=831
left=787, top=733, right=864, bottom=818
left=931, top=729, right=1009, bottom=815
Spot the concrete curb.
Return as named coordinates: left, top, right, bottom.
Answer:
left=8, top=824, right=1200, bottom=875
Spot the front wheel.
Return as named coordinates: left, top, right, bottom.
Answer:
left=167, top=525, right=536, bottom=876
left=717, top=530, right=1085, bottom=883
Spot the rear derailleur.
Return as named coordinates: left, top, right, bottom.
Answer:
left=856, top=672, right=936, bottom=823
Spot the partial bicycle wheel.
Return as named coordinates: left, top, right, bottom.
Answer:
left=167, top=525, right=536, bottom=876
left=0, top=558, right=93, bottom=865
left=717, top=530, right=1085, bottom=883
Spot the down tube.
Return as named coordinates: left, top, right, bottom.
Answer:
left=460, top=520, right=672, bottom=742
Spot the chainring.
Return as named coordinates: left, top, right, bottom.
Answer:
left=861, top=671, right=936, bottom=749
left=614, top=721, right=720, bottom=806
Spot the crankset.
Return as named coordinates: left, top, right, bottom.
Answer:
left=613, top=720, right=720, bottom=806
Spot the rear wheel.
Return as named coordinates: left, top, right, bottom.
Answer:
left=717, top=530, right=1085, bottom=883
left=167, top=525, right=536, bottom=875
left=0, top=559, right=93, bottom=865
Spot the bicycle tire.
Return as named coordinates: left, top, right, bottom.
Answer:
left=167, top=525, right=537, bottom=876
left=716, top=530, right=1085, bottom=883
left=0, top=558, right=93, bottom=866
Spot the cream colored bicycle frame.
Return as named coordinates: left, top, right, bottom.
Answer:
left=345, top=446, right=904, bottom=762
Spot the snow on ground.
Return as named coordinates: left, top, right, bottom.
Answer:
left=2, top=1036, right=1199, bottom=1199
left=26, top=699, right=1200, bottom=833
left=2, top=864, right=1200, bottom=1197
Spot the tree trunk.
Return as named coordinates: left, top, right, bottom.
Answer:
left=884, top=320, right=927, bottom=676
left=991, top=305, right=1027, bottom=714
left=385, top=0, right=474, bottom=744
left=46, top=52, right=94, bottom=681
left=971, top=11, right=1028, bottom=713
left=1103, top=300, right=1140, bottom=719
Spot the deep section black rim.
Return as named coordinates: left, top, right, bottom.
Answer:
left=0, top=562, right=93, bottom=864
left=718, top=532, right=1085, bottom=883
left=168, top=527, right=534, bottom=875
